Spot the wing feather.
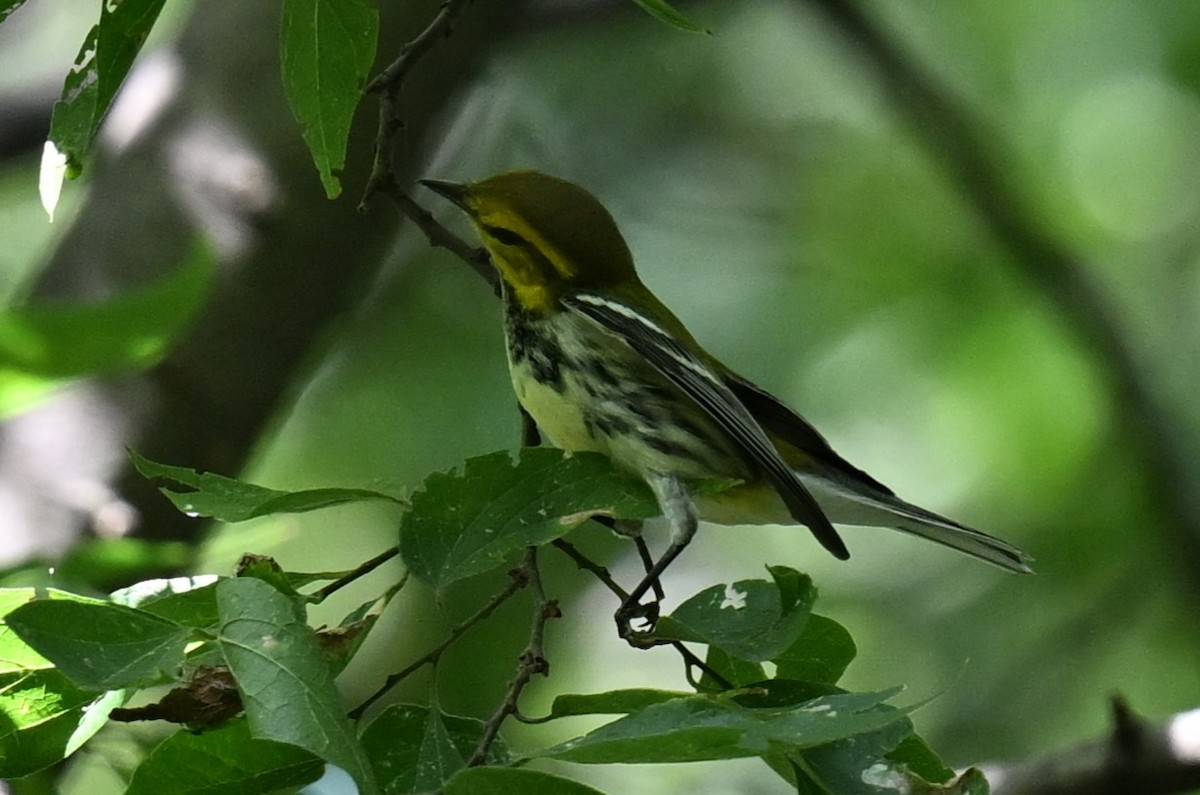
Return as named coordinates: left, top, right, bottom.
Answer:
left=564, top=292, right=849, bottom=560
left=724, top=372, right=894, bottom=495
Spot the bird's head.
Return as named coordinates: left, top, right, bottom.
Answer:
left=422, top=170, right=637, bottom=312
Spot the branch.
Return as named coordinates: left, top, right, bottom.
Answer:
left=803, top=0, right=1200, bottom=577
left=984, top=697, right=1200, bottom=795
left=308, top=546, right=400, bottom=603
left=360, top=0, right=475, bottom=209
left=349, top=563, right=531, bottom=719
left=376, top=181, right=496, bottom=290
left=551, top=538, right=732, bottom=690
left=467, top=546, right=560, bottom=766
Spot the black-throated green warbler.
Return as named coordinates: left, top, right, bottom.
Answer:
left=423, top=170, right=1031, bottom=631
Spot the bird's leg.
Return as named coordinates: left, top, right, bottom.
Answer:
left=607, top=517, right=666, bottom=603
left=616, top=472, right=697, bottom=645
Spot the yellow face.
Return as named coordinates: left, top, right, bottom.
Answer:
left=436, top=170, right=639, bottom=312
left=465, top=201, right=576, bottom=313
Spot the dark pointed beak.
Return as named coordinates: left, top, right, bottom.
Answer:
left=419, top=178, right=471, bottom=211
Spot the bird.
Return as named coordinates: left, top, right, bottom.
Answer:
left=421, top=170, right=1031, bottom=637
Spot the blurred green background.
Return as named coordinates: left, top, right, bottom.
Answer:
left=3, top=1, right=1199, bottom=793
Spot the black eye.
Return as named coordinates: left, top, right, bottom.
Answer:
left=483, top=225, right=528, bottom=247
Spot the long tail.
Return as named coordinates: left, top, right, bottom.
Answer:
left=802, top=476, right=1033, bottom=574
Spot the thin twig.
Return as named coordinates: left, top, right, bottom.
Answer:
left=467, top=547, right=560, bottom=766
left=377, top=181, right=497, bottom=291
left=360, top=0, right=475, bottom=210
left=552, top=538, right=628, bottom=599
left=349, top=564, right=532, bottom=719
left=550, top=538, right=733, bottom=690
left=309, top=546, right=400, bottom=603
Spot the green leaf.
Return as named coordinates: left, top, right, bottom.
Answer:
left=6, top=599, right=189, bottom=690
left=699, top=646, right=765, bottom=691
left=130, top=449, right=405, bottom=522
left=652, top=568, right=816, bottom=661
left=0, top=245, right=214, bottom=417
left=1, top=588, right=65, bottom=672
left=444, top=767, right=609, bottom=795
left=280, top=0, right=378, bottom=198
left=629, top=0, right=709, bottom=33
left=320, top=590, right=393, bottom=675
left=548, top=689, right=689, bottom=718
left=215, top=577, right=378, bottom=795
left=533, top=688, right=907, bottom=764
left=886, top=734, right=956, bottom=785
left=0, top=669, right=98, bottom=777
left=787, top=720, right=916, bottom=795
left=47, top=0, right=168, bottom=173
left=126, top=717, right=325, bottom=795
left=773, top=614, right=857, bottom=685
left=399, top=449, right=660, bottom=591
left=360, top=704, right=507, bottom=792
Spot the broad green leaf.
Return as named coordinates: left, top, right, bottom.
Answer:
left=548, top=689, right=688, bottom=718
left=0, top=669, right=96, bottom=777
left=126, top=717, right=325, bottom=795
left=46, top=0, right=168, bottom=175
left=629, top=0, right=708, bottom=33
left=216, top=577, right=377, bottom=795
left=360, top=704, right=507, bottom=793
left=280, top=0, right=378, bottom=198
left=533, top=689, right=906, bottom=764
left=0, top=245, right=214, bottom=417
left=399, top=449, right=660, bottom=591
left=111, top=576, right=222, bottom=629
left=6, top=599, right=189, bottom=690
left=698, top=646, right=765, bottom=691
left=0, top=588, right=75, bottom=672
left=777, top=720, right=916, bottom=795
left=130, top=449, right=404, bottom=522
left=773, top=614, right=857, bottom=685
left=445, top=767, right=609, bottom=795
left=652, top=568, right=816, bottom=661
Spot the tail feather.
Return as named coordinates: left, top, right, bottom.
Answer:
left=802, top=475, right=1033, bottom=574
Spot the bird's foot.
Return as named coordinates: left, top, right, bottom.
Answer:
left=615, top=599, right=664, bottom=648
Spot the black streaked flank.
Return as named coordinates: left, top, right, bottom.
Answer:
left=505, top=297, right=566, bottom=392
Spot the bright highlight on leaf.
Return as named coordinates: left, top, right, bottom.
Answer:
left=39, top=141, right=68, bottom=221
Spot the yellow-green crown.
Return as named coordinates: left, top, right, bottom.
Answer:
left=424, top=170, right=637, bottom=308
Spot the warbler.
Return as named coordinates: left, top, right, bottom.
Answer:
left=422, top=170, right=1031, bottom=628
